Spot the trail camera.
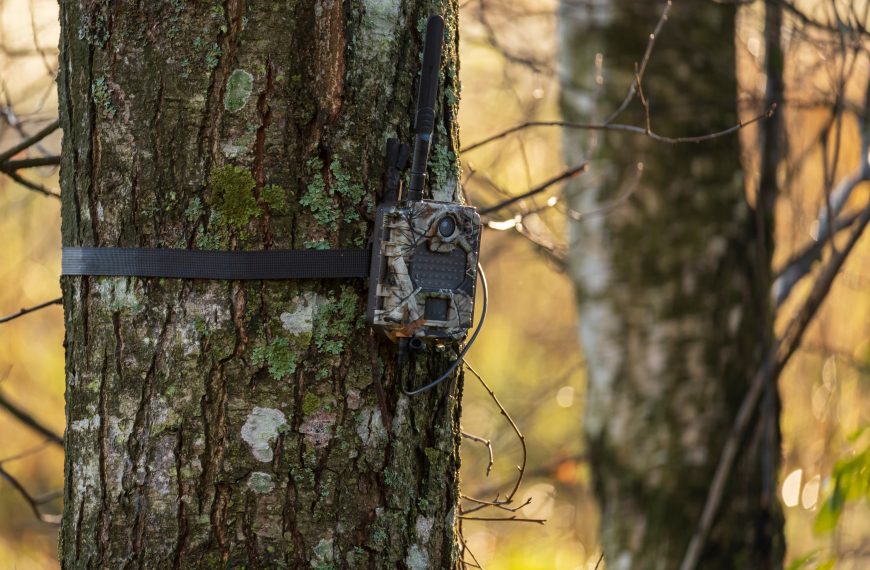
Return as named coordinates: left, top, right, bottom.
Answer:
left=366, top=15, right=481, bottom=342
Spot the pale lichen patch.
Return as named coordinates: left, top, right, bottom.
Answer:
left=356, top=407, right=386, bottom=447
left=280, top=292, right=321, bottom=334
left=241, top=407, right=288, bottom=462
left=95, top=277, right=142, bottom=312
left=363, top=0, right=400, bottom=35
left=247, top=471, right=275, bottom=494
left=221, top=141, right=247, bottom=158
left=71, top=415, right=100, bottom=432
left=414, top=515, right=433, bottom=543
left=405, top=544, right=429, bottom=570
left=150, top=435, right=177, bottom=497
left=72, top=453, right=100, bottom=500
left=312, top=537, right=335, bottom=567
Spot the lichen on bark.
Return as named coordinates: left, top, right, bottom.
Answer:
left=58, top=0, right=465, bottom=567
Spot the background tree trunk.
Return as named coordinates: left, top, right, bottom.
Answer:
left=560, top=1, right=784, bottom=568
left=58, top=1, right=464, bottom=567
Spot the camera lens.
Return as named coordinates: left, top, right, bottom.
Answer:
left=438, top=216, right=456, bottom=237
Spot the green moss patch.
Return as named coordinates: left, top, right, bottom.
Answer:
left=252, top=338, right=298, bottom=380
left=209, top=165, right=259, bottom=231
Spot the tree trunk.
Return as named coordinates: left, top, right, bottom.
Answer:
left=560, top=1, right=784, bottom=568
left=58, top=1, right=463, bottom=567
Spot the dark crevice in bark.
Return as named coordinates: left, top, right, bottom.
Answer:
left=197, top=0, right=245, bottom=169
left=254, top=60, right=274, bottom=248
left=97, top=334, right=112, bottom=565
left=85, top=44, right=100, bottom=247
left=172, top=423, right=189, bottom=570
left=75, top=499, right=84, bottom=563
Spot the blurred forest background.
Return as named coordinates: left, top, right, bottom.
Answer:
left=0, top=0, right=869, bottom=568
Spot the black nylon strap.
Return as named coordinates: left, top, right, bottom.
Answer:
left=62, top=247, right=370, bottom=280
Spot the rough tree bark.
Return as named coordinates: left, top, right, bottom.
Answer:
left=59, top=1, right=464, bottom=567
left=560, top=1, right=784, bottom=568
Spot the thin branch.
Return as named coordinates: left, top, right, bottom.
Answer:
left=461, top=493, right=532, bottom=513
left=512, top=222, right=567, bottom=269
left=33, top=489, right=64, bottom=506
left=774, top=72, right=870, bottom=306
left=460, top=362, right=530, bottom=515
left=634, top=63, right=652, bottom=134
left=593, top=552, right=605, bottom=570
left=458, top=515, right=546, bottom=524
left=459, top=535, right=485, bottom=570
left=679, top=196, right=870, bottom=570
left=0, top=464, right=61, bottom=525
left=461, top=106, right=775, bottom=154
left=0, top=297, right=62, bottom=324
left=563, top=162, right=644, bottom=221
left=1, top=155, right=60, bottom=169
left=0, top=440, right=54, bottom=464
left=0, top=119, right=60, bottom=163
left=605, top=0, right=673, bottom=125
left=477, top=0, right=547, bottom=73
left=467, top=452, right=586, bottom=499
left=776, top=0, right=870, bottom=40
left=478, top=164, right=588, bottom=215
left=773, top=209, right=862, bottom=305
left=0, top=392, right=64, bottom=447
left=461, top=431, right=494, bottom=477
left=3, top=168, right=60, bottom=198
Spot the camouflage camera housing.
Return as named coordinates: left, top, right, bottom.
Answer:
left=366, top=200, right=481, bottom=341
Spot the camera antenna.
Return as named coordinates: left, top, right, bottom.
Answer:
left=406, top=14, right=444, bottom=202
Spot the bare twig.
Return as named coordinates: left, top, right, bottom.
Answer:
left=478, top=164, right=588, bottom=215
left=0, top=440, right=54, bottom=464
left=3, top=168, right=60, bottom=198
left=605, top=0, right=674, bottom=125
left=563, top=162, right=644, bottom=221
left=0, top=118, right=60, bottom=163
left=460, top=362, right=531, bottom=516
left=0, top=297, right=62, bottom=324
left=774, top=209, right=862, bottom=304
left=593, top=552, right=605, bottom=570
left=458, top=515, right=546, bottom=524
left=461, top=493, right=532, bottom=514
left=776, top=0, right=870, bottom=40
left=461, top=106, right=775, bottom=154
left=774, top=73, right=870, bottom=306
left=634, top=64, right=652, bottom=134
left=679, top=196, right=870, bottom=570
left=0, top=464, right=61, bottom=525
left=461, top=431, right=494, bottom=477
left=477, top=0, right=547, bottom=73
left=468, top=452, right=586, bottom=500
left=459, top=534, right=485, bottom=570
left=0, top=392, right=64, bottom=447
left=1, top=155, right=60, bottom=169
left=33, top=489, right=64, bottom=505
left=28, top=0, right=56, bottom=76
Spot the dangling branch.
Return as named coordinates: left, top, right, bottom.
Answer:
left=0, top=464, right=61, bottom=525
left=461, top=431, right=494, bottom=477
left=0, top=392, right=64, bottom=447
left=0, top=297, right=62, bottom=324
